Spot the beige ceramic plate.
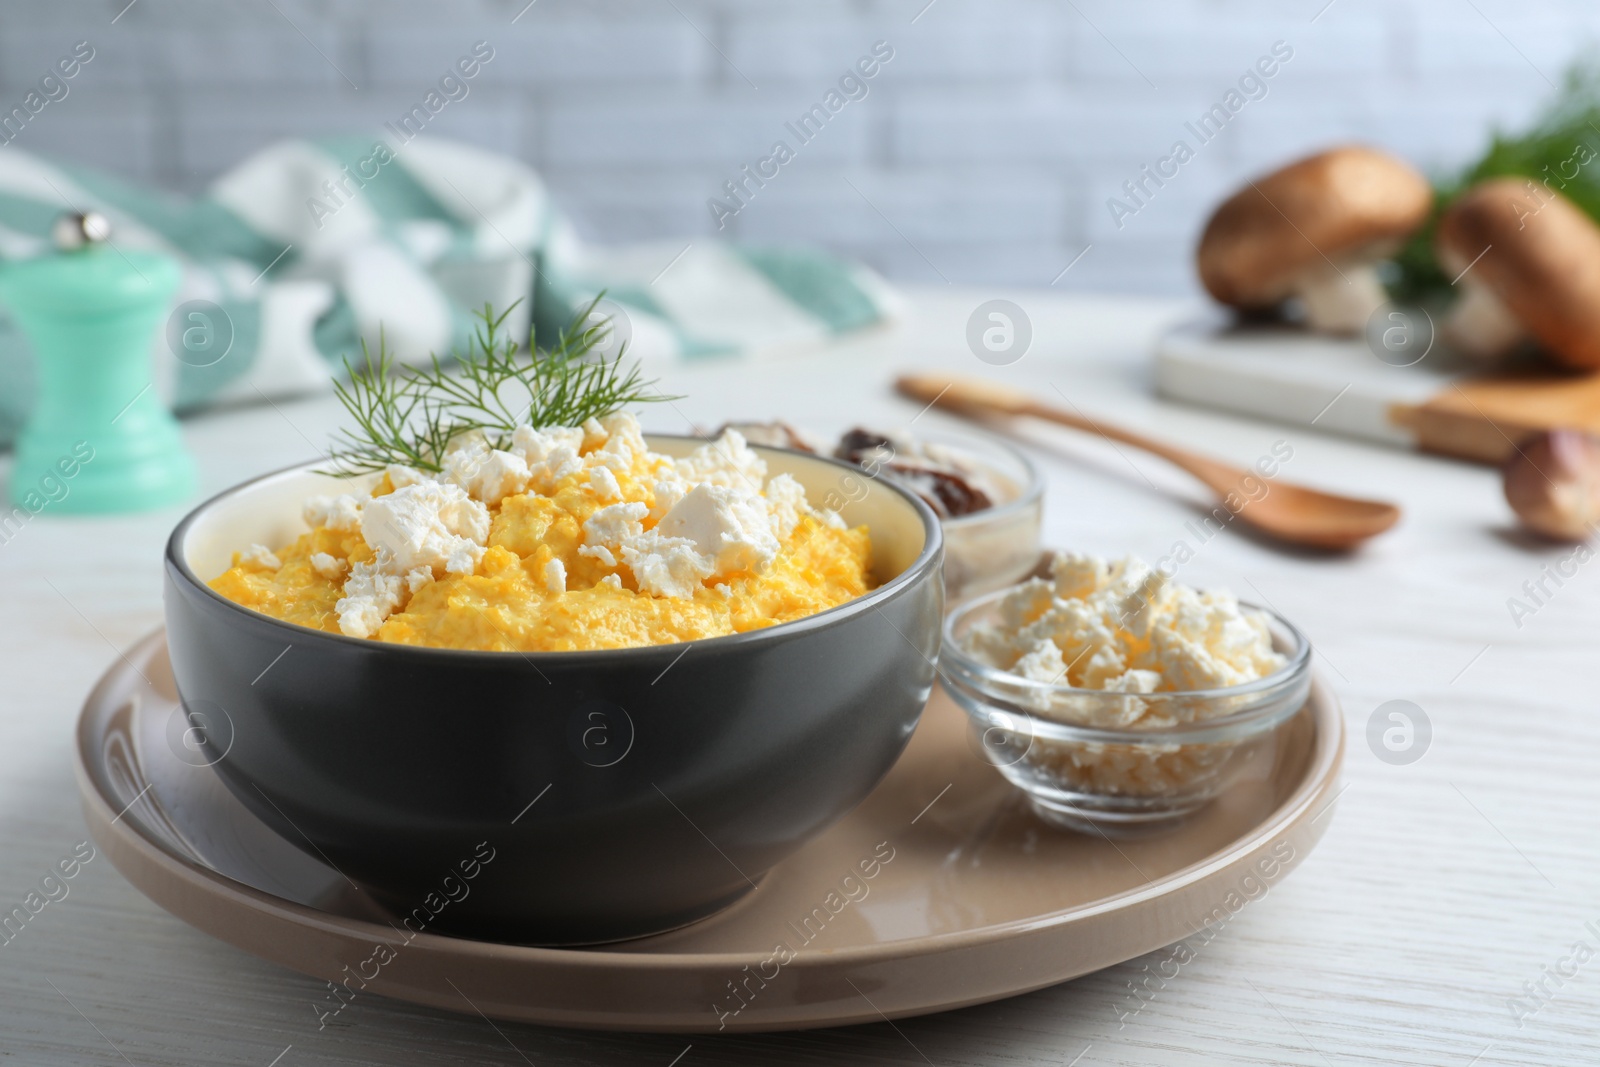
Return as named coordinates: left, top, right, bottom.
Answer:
left=76, top=630, right=1343, bottom=1033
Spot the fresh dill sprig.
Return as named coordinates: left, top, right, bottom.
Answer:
left=321, top=296, right=677, bottom=477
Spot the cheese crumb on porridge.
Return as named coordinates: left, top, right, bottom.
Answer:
left=301, top=493, right=363, bottom=532
left=308, top=552, right=346, bottom=580
left=239, top=543, right=282, bottom=570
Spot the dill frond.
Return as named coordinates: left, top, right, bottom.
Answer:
left=320, top=296, right=676, bottom=477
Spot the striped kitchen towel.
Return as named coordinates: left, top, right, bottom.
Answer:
left=0, top=136, right=899, bottom=448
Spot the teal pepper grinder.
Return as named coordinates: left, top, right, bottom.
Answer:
left=1, top=212, right=195, bottom=513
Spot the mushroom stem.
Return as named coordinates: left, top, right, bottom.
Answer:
left=1444, top=282, right=1528, bottom=362
left=1293, top=263, right=1389, bottom=336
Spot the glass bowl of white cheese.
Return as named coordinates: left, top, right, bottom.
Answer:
left=937, top=553, right=1313, bottom=835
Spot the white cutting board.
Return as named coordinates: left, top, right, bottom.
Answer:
left=1153, top=314, right=1472, bottom=450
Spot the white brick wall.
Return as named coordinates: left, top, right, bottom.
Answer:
left=0, top=0, right=1595, bottom=293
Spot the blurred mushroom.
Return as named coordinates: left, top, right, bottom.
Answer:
left=1436, top=178, right=1600, bottom=370
left=1197, top=146, right=1432, bottom=335
left=1503, top=429, right=1600, bottom=541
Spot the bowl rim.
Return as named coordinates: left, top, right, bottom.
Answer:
left=166, top=433, right=944, bottom=662
left=937, top=586, right=1313, bottom=742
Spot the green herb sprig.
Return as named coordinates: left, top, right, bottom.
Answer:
left=322, top=296, right=676, bottom=477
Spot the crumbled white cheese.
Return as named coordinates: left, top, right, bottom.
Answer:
left=360, top=481, right=490, bottom=578
left=616, top=481, right=792, bottom=599
left=385, top=464, right=429, bottom=490
left=526, top=447, right=582, bottom=494
left=309, top=552, right=346, bottom=580
left=1107, top=668, right=1162, bottom=694
left=445, top=543, right=482, bottom=575
left=589, top=465, right=623, bottom=502
left=510, top=423, right=586, bottom=466
left=579, top=501, right=649, bottom=567
left=998, top=577, right=1053, bottom=630
left=240, top=543, right=281, bottom=570
left=965, top=552, right=1286, bottom=725
left=600, top=573, right=624, bottom=590
left=649, top=471, right=689, bottom=521
left=442, top=436, right=530, bottom=507
left=303, top=493, right=363, bottom=532
left=622, top=532, right=716, bottom=599
left=505, top=419, right=591, bottom=494
left=1012, top=638, right=1066, bottom=684
left=544, top=558, right=567, bottom=595
left=652, top=483, right=779, bottom=577
left=1053, top=551, right=1109, bottom=601
left=405, top=567, right=435, bottom=595
left=764, top=473, right=809, bottom=540
left=675, top=429, right=767, bottom=492
left=582, top=545, right=617, bottom=568
left=334, top=556, right=436, bottom=638
left=586, top=411, right=649, bottom=474
left=336, top=556, right=405, bottom=639
left=335, top=473, right=496, bottom=639
left=964, top=554, right=1294, bottom=798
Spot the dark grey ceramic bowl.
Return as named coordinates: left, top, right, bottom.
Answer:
left=163, top=436, right=942, bottom=945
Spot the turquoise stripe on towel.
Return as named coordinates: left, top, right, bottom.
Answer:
left=739, top=247, right=884, bottom=334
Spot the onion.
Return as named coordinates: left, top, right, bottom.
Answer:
left=1503, top=430, right=1600, bottom=541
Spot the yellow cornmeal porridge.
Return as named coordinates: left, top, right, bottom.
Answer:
left=211, top=413, right=872, bottom=652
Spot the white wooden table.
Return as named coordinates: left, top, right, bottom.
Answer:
left=3, top=287, right=1596, bottom=1065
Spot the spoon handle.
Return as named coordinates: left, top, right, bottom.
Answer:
left=896, top=373, right=1246, bottom=495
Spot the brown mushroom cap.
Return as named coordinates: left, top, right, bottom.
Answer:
left=1436, top=177, right=1600, bottom=371
left=1197, top=146, right=1432, bottom=307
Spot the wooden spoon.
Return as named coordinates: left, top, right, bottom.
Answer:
left=897, top=373, right=1400, bottom=550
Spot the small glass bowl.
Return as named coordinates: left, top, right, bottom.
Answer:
left=938, top=587, right=1313, bottom=835
left=919, top=433, right=1043, bottom=605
